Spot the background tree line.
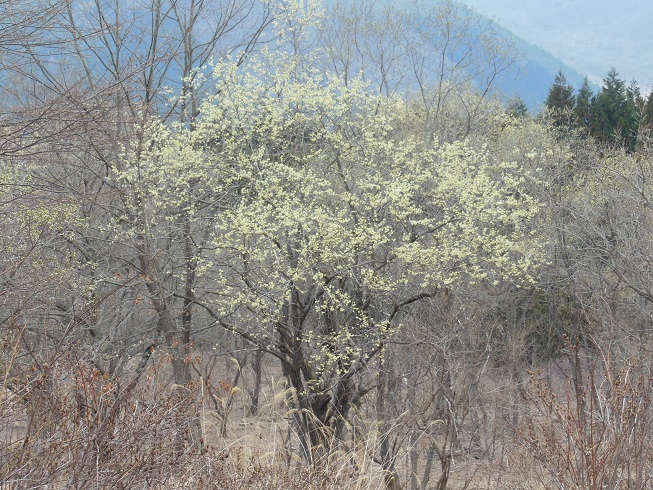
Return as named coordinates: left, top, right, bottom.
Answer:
left=2, top=1, right=653, bottom=489
left=544, top=67, right=653, bottom=152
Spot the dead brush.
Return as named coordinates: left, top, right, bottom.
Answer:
left=0, top=347, right=213, bottom=489
left=515, top=338, right=653, bottom=489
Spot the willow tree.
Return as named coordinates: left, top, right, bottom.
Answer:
left=134, top=12, right=544, bottom=458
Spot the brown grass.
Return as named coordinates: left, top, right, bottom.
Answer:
left=3, top=340, right=652, bottom=489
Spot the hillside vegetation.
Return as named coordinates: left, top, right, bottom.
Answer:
left=2, top=1, right=653, bottom=489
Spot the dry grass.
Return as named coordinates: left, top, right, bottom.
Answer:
left=3, top=341, right=653, bottom=489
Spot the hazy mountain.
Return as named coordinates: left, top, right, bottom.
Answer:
left=487, top=19, right=595, bottom=111
left=346, top=0, right=600, bottom=111
left=458, top=0, right=653, bottom=91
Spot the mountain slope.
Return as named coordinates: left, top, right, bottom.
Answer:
left=377, top=0, right=598, bottom=110
left=458, top=0, right=653, bottom=90
left=489, top=19, right=596, bottom=110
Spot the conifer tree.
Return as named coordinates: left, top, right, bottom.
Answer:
left=574, top=77, right=593, bottom=135
left=624, top=79, right=642, bottom=151
left=591, top=68, right=631, bottom=147
left=636, top=88, right=653, bottom=149
left=506, top=95, right=529, bottom=118
left=641, top=91, right=653, bottom=136
left=545, top=70, right=575, bottom=127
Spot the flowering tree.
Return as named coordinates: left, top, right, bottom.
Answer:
left=132, top=24, right=543, bottom=458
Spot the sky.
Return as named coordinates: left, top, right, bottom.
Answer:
left=458, top=0, right=653, bottom=91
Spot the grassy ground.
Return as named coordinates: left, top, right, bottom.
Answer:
left=6, top=348, right=647, bottom=489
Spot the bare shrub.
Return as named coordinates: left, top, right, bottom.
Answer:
left=516, top=339, right=653, bottom=489
left=0, top=340, right=210, bottom=489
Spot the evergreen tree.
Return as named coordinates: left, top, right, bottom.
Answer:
left=574, top=77, right=593, bottom=135
left=506, top=95, right=529, bottom=118
left=544, top=70, right=575, bottom=126
left=637, top=88, right=653, bottom=149
left=624, top=79, right=642, bottom=151
left=591, top=68, right=630, bottom=147
left=641, top=91, right=653, bottom=133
